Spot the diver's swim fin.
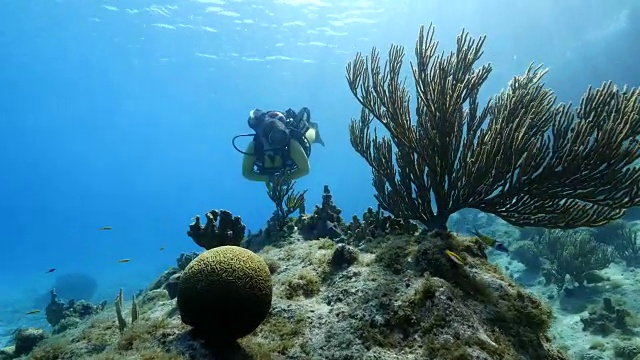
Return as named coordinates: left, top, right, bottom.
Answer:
left=309, top=121, right=325, bottom=146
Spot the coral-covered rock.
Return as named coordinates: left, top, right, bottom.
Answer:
left=45, top=289, right=65, bottom=327
left=164, top=272, right=182, bottom=300
left=298, top=185, right=346, bottom=240
left=177, top=252, right=198, bottom=270
left=53, top=317, right=82, bottom=335
left=580, top=297, right=635, bottom=336
left=147, top=267, right=179, bottom=292
left=613, top=341, right=640, bottom=359
left=14, top=233, right=568, bottom=360
left=263, top=212, right=297, bottom=245
left=148, top=252, right=199, bottom=295
left=14, top=328, right=48, bottom=357
left=0, top=346, right=13, bottom=360
left=579, top=349, right=608, bottom=360
left=238, top=234, right=567, bottom=359
left=331, top=243, right=359, bottom=269
left=347, top=206, right=419, bottom=246
left=45, top=289, right=105, bottom=333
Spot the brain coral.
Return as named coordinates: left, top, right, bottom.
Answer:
left=177, top=245, right=273, bottom=343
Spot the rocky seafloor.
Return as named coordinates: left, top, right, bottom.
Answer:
left=3, top=188, right=640, bottom=360
left=0, top=238, right=562, bottom=359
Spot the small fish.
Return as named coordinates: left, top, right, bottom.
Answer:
left=45, top=268, right=56, bottom=273
left=445, top=250, right=465, bottom=265
left=159, top=247, right=165, bottom=252
left=98, top=227, right=113, bottom=231
left=117, top=259, right=131, bottom=263
left=477, top=331, right=498, bottom=348
left=469, top=227, right=496, bottom=246
left=25, top=310, right=41, bottom=315
left=469, top=227, right=509, bottom=253
left=325, top=221, right=345, bottom=238
left=494, top=243, right=509, bottom=253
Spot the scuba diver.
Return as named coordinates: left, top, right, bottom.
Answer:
left=232, top=107, right=325, bottom=184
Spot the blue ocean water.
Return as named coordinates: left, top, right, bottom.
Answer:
left=0, top=0, right=637, bottom=350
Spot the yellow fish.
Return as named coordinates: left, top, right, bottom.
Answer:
left=468, top=227, right=509, bottom=253
left=25, top=310, right=41, bottom=315
left=469, top=227, right=496, bottom=246
left=117, top=259, right=131, bottom=263
left=98, top=227, right=113, bottom=231
left=445, top=250, right=464, bottom=265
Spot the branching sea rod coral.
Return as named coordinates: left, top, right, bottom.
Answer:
left=267, top=173, right=307, bottom=230
left=613, top=227, right=640, bottom=267
left=533, top=230, right=616, bottom=289
left=346, top=23, right=640, bottom=230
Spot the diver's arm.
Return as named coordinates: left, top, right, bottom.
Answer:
left=242, top=142, right=270, bottom=182
left=287, top=139, right=310, bottom=180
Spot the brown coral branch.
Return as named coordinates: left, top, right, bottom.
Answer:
left=187, top=210, right=246, bottom=250
left=267, top=173, right=307, bottom=229
left=346, top=23, right=640, bottom=230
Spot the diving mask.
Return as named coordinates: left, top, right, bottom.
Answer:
left=267, top=127, right=289, bottom=148
left=262, top=114, right=289, bottom=148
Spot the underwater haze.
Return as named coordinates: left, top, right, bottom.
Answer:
left=0, top=0, right=638, bottom=351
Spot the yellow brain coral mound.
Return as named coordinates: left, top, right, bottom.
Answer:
left=177, top=245, right=273, bottom=343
